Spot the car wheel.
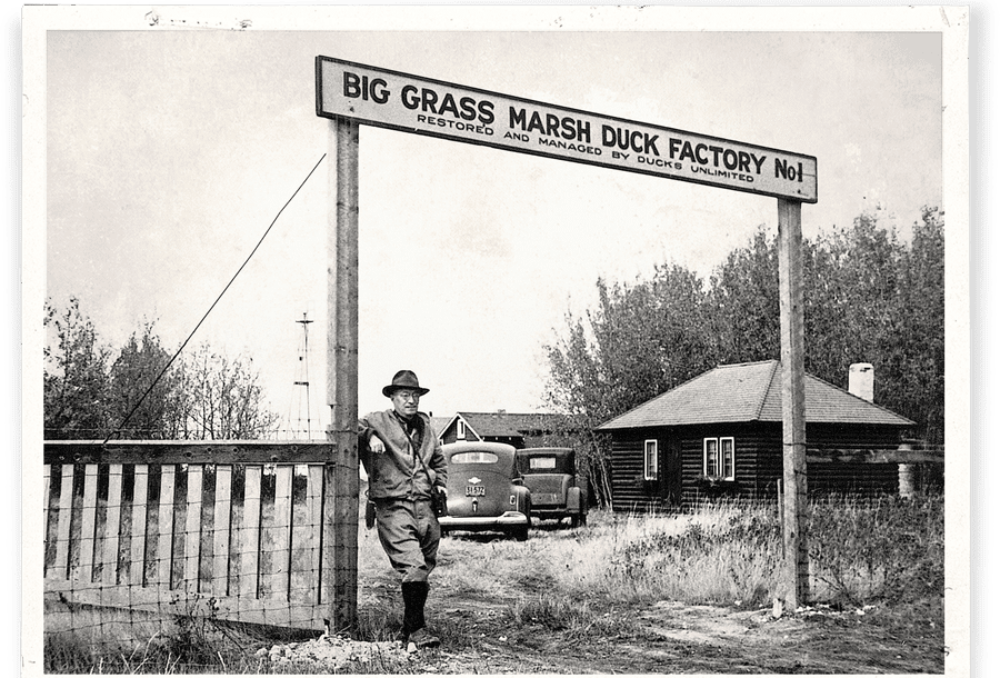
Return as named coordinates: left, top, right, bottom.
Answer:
left=579, top=511, right=588, bottom=527
left=512, top=525, right=530, bottom=541
left=569, top=514, right=580, bottom=529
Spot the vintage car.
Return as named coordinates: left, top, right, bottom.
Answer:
left=438, top=442, right=532, bottom=541
left=515, top=447, right=588, bottom=528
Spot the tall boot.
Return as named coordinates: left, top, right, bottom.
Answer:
left=401, top=581, right=423, bottom=638
left=412, top=580, right=428, bottom=631
left=405, top=581, right=440, bottom=649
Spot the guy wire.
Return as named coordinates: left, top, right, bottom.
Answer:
left=102, top=153, right=328, bottom=445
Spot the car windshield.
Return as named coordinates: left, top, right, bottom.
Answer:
left=450, top=451, right=500, bottom=464
left=529, top=457, right=557, bottom=469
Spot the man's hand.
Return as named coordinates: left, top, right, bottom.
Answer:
left=369, top=436, right=386, bottom=454
left=436, top=486, right=448, bottom=497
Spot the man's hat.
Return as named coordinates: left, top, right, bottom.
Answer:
left=382, top=370, right=430, bottom=398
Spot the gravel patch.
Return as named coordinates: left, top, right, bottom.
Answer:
left=255, top=633, right=415, bottom=671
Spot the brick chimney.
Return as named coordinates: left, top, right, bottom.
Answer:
left=849, top=363, right=874, bottom=402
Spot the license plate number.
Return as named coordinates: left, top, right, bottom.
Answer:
left=465, top=485, right=486, bottom=497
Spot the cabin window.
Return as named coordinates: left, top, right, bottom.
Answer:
left=703, top=437, right=735, bottom=480
left=643, top=440, right=659, bottom=480
left=457, top=420, right=466, bottom=440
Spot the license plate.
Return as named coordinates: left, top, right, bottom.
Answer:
left=465, top=485, right=486, bottom=497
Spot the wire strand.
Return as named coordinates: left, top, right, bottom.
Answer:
left=103, top=154, right=328, bottom=445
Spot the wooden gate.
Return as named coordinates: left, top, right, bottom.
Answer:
left=43, top=441, right=345, bottom=632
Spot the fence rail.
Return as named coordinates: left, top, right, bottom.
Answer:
left=43, top=441, right=347, bottom=632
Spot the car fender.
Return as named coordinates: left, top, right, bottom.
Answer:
left=566, top=486, right=582, bottom=513
left=511, top=485, right=531, bottom=514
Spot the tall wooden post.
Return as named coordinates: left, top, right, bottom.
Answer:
left=325, top=117, right=360, bottom=634
left=777, top=198, right=809, bottom=609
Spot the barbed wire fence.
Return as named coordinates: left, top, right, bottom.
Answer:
left=41, top=440, right=377, bottom=670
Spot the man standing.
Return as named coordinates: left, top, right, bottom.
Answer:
left=358, top=370, right=448, bottom=650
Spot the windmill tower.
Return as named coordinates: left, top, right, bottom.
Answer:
left=291, top=312, right=315, bottom=439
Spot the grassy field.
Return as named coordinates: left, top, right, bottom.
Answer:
left=43, top=494, right=946, bottom=674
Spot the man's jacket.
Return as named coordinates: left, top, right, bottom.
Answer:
left=358, top=409, right=448, bottom=501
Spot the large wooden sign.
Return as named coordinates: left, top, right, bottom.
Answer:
left=316, top=56, right=817, bottom=203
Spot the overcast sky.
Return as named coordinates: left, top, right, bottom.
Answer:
left=32, top=7, right=955, bottom=435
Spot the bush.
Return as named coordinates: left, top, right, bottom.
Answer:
left=807, top=494, right=945, bottom=607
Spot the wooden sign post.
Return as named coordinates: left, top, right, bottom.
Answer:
left=317, top=56, right=817, bottom=630
left=777, top=198, right=808, bottom=609
left=325, top=117, right=360, bottom=634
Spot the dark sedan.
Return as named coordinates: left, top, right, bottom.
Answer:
left=438, top=442, right=532, bottom=541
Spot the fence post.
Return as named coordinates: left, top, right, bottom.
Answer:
left=325, top=115, right=360, bottom=635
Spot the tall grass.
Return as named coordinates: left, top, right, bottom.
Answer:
left=540, top=494, right=944, bottom=611
left=477, top=493, right=944, bottom=631
left=536, top=503, right=782, bottom=609
left=43, top=603, right=266, bottom=674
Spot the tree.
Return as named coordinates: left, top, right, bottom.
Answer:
left=543, top=264, right=715, bottom=506
left=44, top=298, right=282, bottom=441
left=106, top=322, right=186, bottom=439
left=547, top=265, right=715, bottom=422
left=803, top=211, right=907, bottom=393
left=892, top=207, right=945, bottom=443
left=44, top=297, right=110, bottom=439
left=544, top=307, right=617, bottom=508
left=799, top=209, right=944, bottom=442
left=708, top=226, right=781, bottom=365
left=176, top=344, right=280, bottom=440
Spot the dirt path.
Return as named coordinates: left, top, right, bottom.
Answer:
left=261, top=572, right=943, bottom=673
left=308, top=518, right=946, bottom=674
left=404, top=594, right=946, bottom=674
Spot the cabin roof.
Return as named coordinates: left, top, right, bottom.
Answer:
left=456, top=411, right=572, bottom=438
left=596, top=360, right=915, bottom=430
